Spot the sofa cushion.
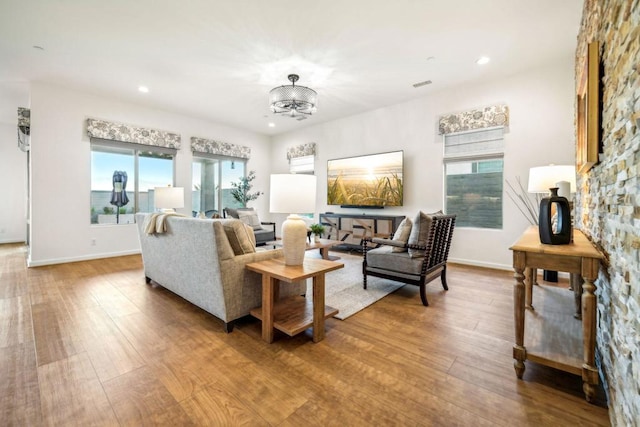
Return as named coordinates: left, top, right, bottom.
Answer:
left=408, top=210, right=442, bottom=258
left=237, top=209, right=264, bottom=231
left=391, top=217, right=412, bottom=253
left=223, top=220, right=256, bottom=255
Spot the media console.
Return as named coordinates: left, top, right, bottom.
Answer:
left=319, top=212, right=406, bottom=252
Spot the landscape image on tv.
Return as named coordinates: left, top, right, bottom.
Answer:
left=327, top=150, right=403, bottom=207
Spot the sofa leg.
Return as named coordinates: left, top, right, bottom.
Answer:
left=223, top=322, right=235, bottom=333
left=363, top=273, right=368, bottom=290
left=145, top=276, right=151, bottom=284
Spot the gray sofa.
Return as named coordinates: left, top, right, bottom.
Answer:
left=135, top=213, right=305, bottom=332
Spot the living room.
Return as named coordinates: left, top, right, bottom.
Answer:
left=1, top=0, right=637, bottom=425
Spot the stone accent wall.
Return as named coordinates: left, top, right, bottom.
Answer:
left=575, top=0, right=640, bottom=424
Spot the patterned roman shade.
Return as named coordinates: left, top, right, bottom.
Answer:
left=191, top=137, right=251, bottom=159
left=287, top=142, right=316, bottom=160
left=438, top=105, right=509, bottom=135
left=86, top=118, right=181, bottom=149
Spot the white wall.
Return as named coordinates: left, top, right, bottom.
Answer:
left=28, top=82, right=271, bottom=266
left=271, top=57, right=576, bottom=269
left=0, top=122, right=28, bottom=243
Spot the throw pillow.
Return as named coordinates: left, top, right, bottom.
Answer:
left=223, top=220, right=256, bottom=255
left=391, top=217, right=413, bottom=253
left=237, top=209, right=264, bottom=231
left=407, top=210, right=442, bottom=258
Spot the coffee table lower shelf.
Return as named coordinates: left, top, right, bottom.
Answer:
left=250, top=295, right=338, bottom=337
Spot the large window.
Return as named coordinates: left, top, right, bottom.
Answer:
left=443, top=128, right=504, bottom=229
left=192, top=156, right=246, bottom=217
left=91, top=141, right=175, bottom=225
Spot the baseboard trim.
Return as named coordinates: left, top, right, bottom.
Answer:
left=27, top=249, right=141, bottom=267
left=448, top=257, right=512, bottom=271
left=449, top=257, right=570, bottom=279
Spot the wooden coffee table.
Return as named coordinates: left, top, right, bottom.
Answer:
left=246, top=257, right=344, bottom=343
left=266, top=238, right=341, bottom=260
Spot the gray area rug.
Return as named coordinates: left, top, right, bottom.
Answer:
left=306, top=252, right=405, bottom=320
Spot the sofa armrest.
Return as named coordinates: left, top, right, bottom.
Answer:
left=260, top=221, right=276, bottom=232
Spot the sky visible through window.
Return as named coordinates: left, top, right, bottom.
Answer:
left=91, top=151, right=173, bottom=191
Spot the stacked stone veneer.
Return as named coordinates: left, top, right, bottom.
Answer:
left=575, top=0, right=640, bottom=424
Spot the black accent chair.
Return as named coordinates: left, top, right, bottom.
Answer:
left=362, top=214, right=456, bottom=306
left=222, top=207, right=276, bottom=246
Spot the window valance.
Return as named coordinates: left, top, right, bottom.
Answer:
left=191, top=137, right=251, bottom=159
left=18, top=107, right=30, bottom=128
left=86, top=118, right=181, bottom=149
left=438, top=105, right=509, bottom=135
left=287, top=142, right=316, bottom=160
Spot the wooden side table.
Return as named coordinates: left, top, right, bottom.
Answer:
left=510, top=226, right=604, bottom=402
left=246, top=257, right=344, bottom=343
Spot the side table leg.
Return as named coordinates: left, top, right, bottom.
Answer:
left=312, top=274, right=326, bottom=343
left=525, top=267, right=534, bottom=310
left=581, top=258, right=599, bottom=402
left=513, top=251, right=527, bottom=379
left=262, top=275, right=275, bottom=343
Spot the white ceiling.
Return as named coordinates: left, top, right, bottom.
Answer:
left=0, top=0, right=583, bottom=134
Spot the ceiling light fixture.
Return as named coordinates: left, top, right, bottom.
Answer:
left=138, top=86, right=149, bottom=93
left=269, top=74, right=317, bottom=117
left=268, top=122, right=275, bottom=128
left=476, top=56, right=490, bottom=65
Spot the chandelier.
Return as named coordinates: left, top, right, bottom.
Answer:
left=269, top=74, right=317, bottom=117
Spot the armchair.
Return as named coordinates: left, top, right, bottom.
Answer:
left=223, top=207, right=276, bottom=246
left=363, top=213, right=456, bottom=306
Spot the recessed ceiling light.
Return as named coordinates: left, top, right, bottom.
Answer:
left=268, top=122, right=275, bottom=128
left=476, top=56, right=490, bottom=65
left=138, top=86, right=149, bottom=93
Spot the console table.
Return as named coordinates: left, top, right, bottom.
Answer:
left=319, top=212, right=405, bottom=251
left=246, top=257, right=344, bottom=343
left=510, top=227, right=603, bottom=402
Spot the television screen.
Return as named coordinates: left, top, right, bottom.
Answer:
left=327, top=150, right=403, bottom=207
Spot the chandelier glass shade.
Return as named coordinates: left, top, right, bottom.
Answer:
left=269, top=74, right=317, bottom=117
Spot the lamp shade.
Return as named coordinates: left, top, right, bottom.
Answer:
left=527, top=165, right=576, bottom=195
left=270, top=174, right=317, bottom=265
left=270, top=174, right=317, bottom=214
left=154, top=186, right=184, bottom=211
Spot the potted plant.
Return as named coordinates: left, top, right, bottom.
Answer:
left=229, top=170, right=263, bottom=207
left=310, top=223, right=325, bottom=243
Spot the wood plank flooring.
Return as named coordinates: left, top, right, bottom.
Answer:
left=0, top=243, right=610, bottom=426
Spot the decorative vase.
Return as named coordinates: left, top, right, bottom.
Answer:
left=539, top=187, right=571, bottom=245
left=314, top=234, right=320, bottom=243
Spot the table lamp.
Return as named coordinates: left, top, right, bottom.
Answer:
left=528, top=165, right=576, bottom=245
left=270, top=174, right=317, bottom=265
left=154, top=186, right=184, bottom=213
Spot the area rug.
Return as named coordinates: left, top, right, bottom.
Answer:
left=305, top=252, right=405, bottom=320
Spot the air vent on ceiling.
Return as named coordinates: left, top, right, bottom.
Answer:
left=412, top=80, right=432, bottom=88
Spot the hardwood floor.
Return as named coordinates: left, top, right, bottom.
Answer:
left=0, top=243, right=610, bottom=426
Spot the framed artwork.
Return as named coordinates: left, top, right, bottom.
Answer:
left=576, top=41, right=600, bottom=173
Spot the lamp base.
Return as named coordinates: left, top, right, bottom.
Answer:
left=281, top=214, right=308, bottom=266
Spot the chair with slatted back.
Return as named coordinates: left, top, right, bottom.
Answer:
left=362, top=213, right=456, bottom=306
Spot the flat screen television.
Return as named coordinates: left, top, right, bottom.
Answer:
left=327, top=150, right=403, bottom=208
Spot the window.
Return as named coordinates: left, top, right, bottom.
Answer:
left=90, top=141, right=175, bottom=225
left=192, top=155, right=246, bottom=217
left=443, top=128, right=504, bottom=229
left=289, top=154, right=314, bottom=174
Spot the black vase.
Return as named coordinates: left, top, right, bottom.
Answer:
left=539, top=187, right=571, bottom=245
